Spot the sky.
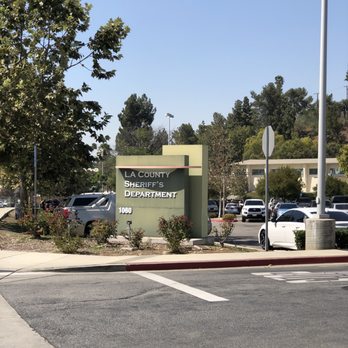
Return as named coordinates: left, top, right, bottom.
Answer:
left=65, top=0, right=348, bottom=147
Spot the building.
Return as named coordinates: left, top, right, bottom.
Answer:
left=239, top=158, right=346, bottom=193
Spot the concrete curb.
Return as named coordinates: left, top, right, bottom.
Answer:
left=125, top=255, right=348, bottom=271
left=31, top=254, right=348, bottom=273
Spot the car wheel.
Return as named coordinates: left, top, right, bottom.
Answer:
left=242, top=216, right=246, bottom=222
left=259, top=230, right=272, bottom=250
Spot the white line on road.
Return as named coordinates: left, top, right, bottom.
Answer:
left=134, top=271, right=229, bottom=302
left=252, top=271, right=348, bottom=283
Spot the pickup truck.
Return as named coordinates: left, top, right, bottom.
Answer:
left=241, top=198, right=265, bottom=222
left=63, top=192, right=116, bottom=236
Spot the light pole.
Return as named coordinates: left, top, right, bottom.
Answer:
left=166, top=113, right=174, bottom=144
left=317, top=0, right=328, bottom=217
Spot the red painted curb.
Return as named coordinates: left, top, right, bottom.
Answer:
left=125, top=256, right=348, bottom=271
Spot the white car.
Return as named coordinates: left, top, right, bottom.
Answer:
left=258, top=208, right=348, bottom=250
left=241, top=199, right=265, bottom=222
left=331, top=203, right=348, bottom=214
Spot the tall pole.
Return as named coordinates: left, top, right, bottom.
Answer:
left=166, top=113, right=174, bottom=144
left=33, top=144, right=37, bottom=217
left=317, top=0, right=328, bottom=217
left=265, top=126, right=269, bottom=251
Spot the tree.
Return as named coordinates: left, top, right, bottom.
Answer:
left=255, top=167, right=303, bottom=201
left=228, top=164, right=248, bottom=199
left=226, top=97, right=253, bottom=129
left=116, top=94, right=158, bottom=155
left=325, top=176, right=348, bottom=197
left=251, top=76, right=312, bottom=139
left=0, top=0, right=129, bottom=204
left=337, top=145, right=348, bottom=175
left=172, top=123, right=198, bottom=144
left=206, top=113, right=234, bottom=215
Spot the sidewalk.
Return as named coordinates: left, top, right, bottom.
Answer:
left=1, top=248, right=348, bottom=273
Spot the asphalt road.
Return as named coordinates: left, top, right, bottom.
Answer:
left=1, top=264, right=348, bottom=348
left=213, top=216, right=264, bottom=249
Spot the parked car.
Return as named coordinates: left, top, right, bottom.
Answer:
left=258, top=208, right=348, bottom=250
left=297, top=197, right=312, bottom=207
left=208, top=200, right=218, bottom=214
left=224, top=202, right=239, bottom=215
left=63, top=192, right=116, bottom=236
left=241, top=199, right=265, bottom=222
left=332, top=203, right=348, bottom=214
left=310, top=199, right=331, bottom=208
left=331, top=195, right=348, bottom=204
left=273, top=202, right=298, bottom=218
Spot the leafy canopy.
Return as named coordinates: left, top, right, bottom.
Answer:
left=0, top=0, right=129, bottom=198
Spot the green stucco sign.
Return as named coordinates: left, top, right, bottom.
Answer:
left=116, top=145, right=208, bottom=238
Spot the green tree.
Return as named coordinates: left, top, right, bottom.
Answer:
left=228, top=164, right=248, bottom=199
left=116, top=94, right=158, bottom=155
left=337, top=145, right=348, bottom=175
left=172, top=123, right=198, bottom=144
left=325, top=176, right=348, bottom=196
left=226, top=97, right=253, bottom=128
left=251, top=76, right=312, bottom=139
left=255, top=167, right=303, bottom=201
left=207, top=113, right=234, bottom=215
left=0, top=0, right=129, bottom=204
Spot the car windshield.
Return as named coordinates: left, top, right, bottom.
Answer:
left=245, top=200, right=263, bottom=206
left=335, top=204, right=348, bottom=210
left=309, top=210, right=348, bottom=221
left=279, top=203, right=297, bottom=209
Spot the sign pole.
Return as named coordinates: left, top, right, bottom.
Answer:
left=265, top=127, right=269, bottom=251
left=262, top=126, right=274, bottom=251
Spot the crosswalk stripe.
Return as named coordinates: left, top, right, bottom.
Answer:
left=252, top=271, right=348, bottom=283
left=134, top=271, right=229, bottom=302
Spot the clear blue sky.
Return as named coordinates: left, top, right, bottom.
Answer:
left=65, top=0, right=348, bottom=147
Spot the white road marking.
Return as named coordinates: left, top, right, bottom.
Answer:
left=252, top=270, right=348, bottom=284
left=134, top=271, right=229, bottom=302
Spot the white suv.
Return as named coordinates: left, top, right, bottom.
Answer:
left=241, top=199, right=265, bottom=222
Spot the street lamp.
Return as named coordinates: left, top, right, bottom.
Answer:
left=166, top=113, right=174, bottom=144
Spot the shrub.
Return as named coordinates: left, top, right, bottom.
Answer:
left=36, top=211, right=52, bottom=235
left=129, top=227, right=145, bottom=249
left=18, top=214, right=40, bottom=238
left=210, top=221, right=235, bottom=247
left=335, top=229, right=348, bottom=249
left=294, top=228, right=348, bottom=250
left=294, top=230, right=305, bottom=250
left=53, top=235, right=82, bottom=254
left=51, top=213, right=82, bottom=253
left=39, top=210, right=71, bottom=236
left=222, top=214, right=236, bottom=221
left=90, top=220, right=117, bottom=244
left=158, top=215, right=192, bottom=253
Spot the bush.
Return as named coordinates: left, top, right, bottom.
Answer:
left=294, top=230, right=305, bottom=250
left=222, top=214, right=236, bottom=221
left=210, top=221, right=235, bottom=247
left=19, top=214, right=40, bottom=237
left=53, top=235, right=83, bottom=254
left=90, top=220, right=117, bottom=244
left=50, top=213, right=82, bottom=253
left=335, top=229, right=348, bottom=249
left=129, top=228, right=145, bottom=249
left=158, top=215, right=192, bottom=253
left=294, top=228, right=348, bottom=250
